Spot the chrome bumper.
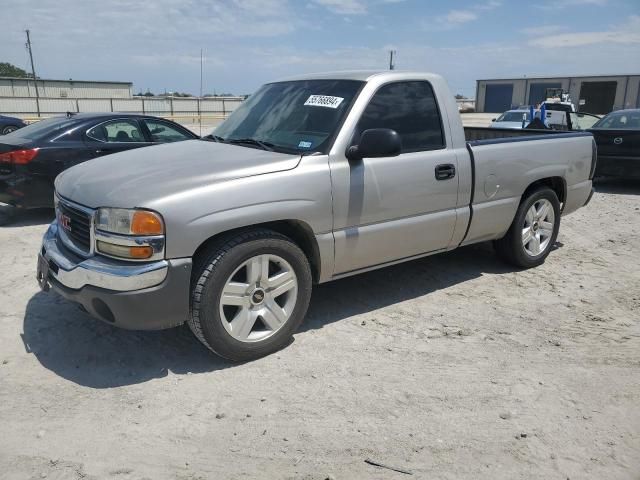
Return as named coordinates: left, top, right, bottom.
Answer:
left=38, top=222, right=168, bottom=292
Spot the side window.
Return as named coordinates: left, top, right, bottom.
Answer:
left=87, top=120, right=144, bottom=143
left=356, top=81, right=445, bottom=153
left=142, top=120, right=192, bottom=143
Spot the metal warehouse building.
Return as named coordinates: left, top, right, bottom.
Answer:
left=0, top=77, right=132, bottom=99
left=475, top=74, right=640, bottom=114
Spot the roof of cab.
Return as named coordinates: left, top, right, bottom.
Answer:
left=272, top=70, right=441, bottom=83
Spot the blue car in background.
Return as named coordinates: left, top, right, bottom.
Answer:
left=0, top=115, right=27, bottom=135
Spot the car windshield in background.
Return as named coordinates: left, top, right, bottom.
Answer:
left=570, top=112, right=601, bottom=130
left=212, top=79, right=364, bottom=154
left=3, top=116, right=77, bottom=140
left=592, top=111, right=640, bottom=129
left=497, top=111, right=529, bottom=122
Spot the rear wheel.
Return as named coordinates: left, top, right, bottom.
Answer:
left=188, top=229, right=312, bottom=361
left=2, top=125, right=19, bottom=135
left=494, top=187, right=560, bottom=268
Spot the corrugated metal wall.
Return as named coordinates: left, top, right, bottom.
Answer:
left=476, top=75, right=640, bottom=113
left=0, top=78, right=132, bottom=98
left=0, top=96, right=244, bottom=119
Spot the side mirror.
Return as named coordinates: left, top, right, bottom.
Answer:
left=346, top=128, right=401, bottom=161
left=492, top=118, right=496, bottom=122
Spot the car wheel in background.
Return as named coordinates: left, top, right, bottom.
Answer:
left=1, top=125, right=20, bottom=135
left=494, top=186, right=561, bottom=269
left=188, top=229, right=312, bottom=362
left=0, top=205, right=16, bottom=226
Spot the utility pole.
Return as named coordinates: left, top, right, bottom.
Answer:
left=25, top=29, right=41, bottom=117
left=199, top=48, right=203, bottom=136
left=389, top=50, right=396, bottom=71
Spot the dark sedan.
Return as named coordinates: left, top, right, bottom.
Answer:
left=589, top=109, right=640, bottom=178
left=0, top=114, right=27, bottom=135
left=0, top=113, right=198, bottom=224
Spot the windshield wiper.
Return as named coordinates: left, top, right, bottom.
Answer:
left=202, top=134, right=226, bottom=143
left=227, top=138, right=275, bottom=152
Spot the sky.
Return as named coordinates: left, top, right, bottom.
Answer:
left=1, top=0, right=639, bottom=97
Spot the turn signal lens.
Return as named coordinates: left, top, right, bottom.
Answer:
left=128, top=246, right=154, bottom=259
left=97, top=241, right=154, bottom=260
left=131, top=211, right=164, bottom=235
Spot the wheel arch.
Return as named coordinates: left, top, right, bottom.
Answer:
left=191, top=220, right=323, bottom=283
left=521, top=176, right=566, bottom=209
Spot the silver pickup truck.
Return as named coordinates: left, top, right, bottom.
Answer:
left=37, top=71, right=596, bottom=361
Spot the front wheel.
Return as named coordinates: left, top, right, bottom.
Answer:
left=494, top=187, right=561, bottom=268
left=188, top=229, right=312, bottom=361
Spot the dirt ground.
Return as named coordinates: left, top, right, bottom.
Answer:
left=0, top=179, right=639, bottom=480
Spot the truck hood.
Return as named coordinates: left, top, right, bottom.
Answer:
left=55, top=140, right=302, bottom=209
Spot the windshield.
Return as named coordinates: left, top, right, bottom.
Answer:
left=3, top=116, right=78, bottom=140
left=497, top=111, right=530, bottom=122
left=592, top=111, right=640, bottom=129
left=212, top=79, right=364, bottom=154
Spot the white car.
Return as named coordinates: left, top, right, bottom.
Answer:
left=490, top=110, right=531, bottom=129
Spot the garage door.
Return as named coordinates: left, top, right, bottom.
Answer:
left=528, top=83, right=562, bottom=106
left=484, top=84, right=514, bottom=113
left=578, top=81, right=617, bottom=114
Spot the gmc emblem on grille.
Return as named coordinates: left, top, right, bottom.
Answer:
left=59, top=213, right=72, bottom=232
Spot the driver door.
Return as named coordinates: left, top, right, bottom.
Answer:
left=330, top=81, right=459, bottom=275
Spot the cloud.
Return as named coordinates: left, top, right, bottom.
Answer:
left=312, top=0, right=407, bottom=15
left=536, top=0, right=608, bottom=9
left=429, top=0, right=501, bottom=30
left=1, top=0, right=638, bottom=98
left=476, top=0, right=503, bottom=10
left=529, top=15, right=640, bottom=47
left=441, top=10, right=478, bottom=25
left=313, top=0, right=367, bottom=15
left=522, top=25, right=567, bottom=36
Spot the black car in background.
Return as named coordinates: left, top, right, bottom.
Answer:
left=589, top=109, right=640, bottom=179
left=0, top=115, right=27, bottom=135
left=0, top=113, right=198, bottom=224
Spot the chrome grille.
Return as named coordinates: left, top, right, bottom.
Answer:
left=57, top=199, right=92, bottom=254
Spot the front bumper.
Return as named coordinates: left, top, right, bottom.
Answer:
left=37, top=223, right=192, bottom=330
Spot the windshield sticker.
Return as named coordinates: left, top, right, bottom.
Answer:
left=298, top=140, right=313, bottom=149
left=304, top=95, right=344, bottom=109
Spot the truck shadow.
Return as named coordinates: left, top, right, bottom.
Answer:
left=22, top=242, right=526, bottom=388
left=22, top=292, right=226, bottom=388
left=301, top=242, right=516, bottom=333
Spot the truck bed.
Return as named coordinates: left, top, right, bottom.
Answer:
left=464, top=126, right=569, bottom=142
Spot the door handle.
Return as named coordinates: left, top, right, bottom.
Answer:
left=435, top=164, right=456, bottom=180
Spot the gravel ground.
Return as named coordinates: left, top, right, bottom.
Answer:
left=0, top=179, right=639, bottom=480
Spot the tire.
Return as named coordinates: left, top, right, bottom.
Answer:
left=2, top=125, right=19, bottom=135
left=188, top=229, right=313, bottom=362
left=0, top=206, right=16, bottom=226
left=494, top=186, right=560, bottom=269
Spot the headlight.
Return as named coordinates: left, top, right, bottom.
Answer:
left=96, top=208, right=164, bottom=235
left=95, top=208, right=165, bottom=261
